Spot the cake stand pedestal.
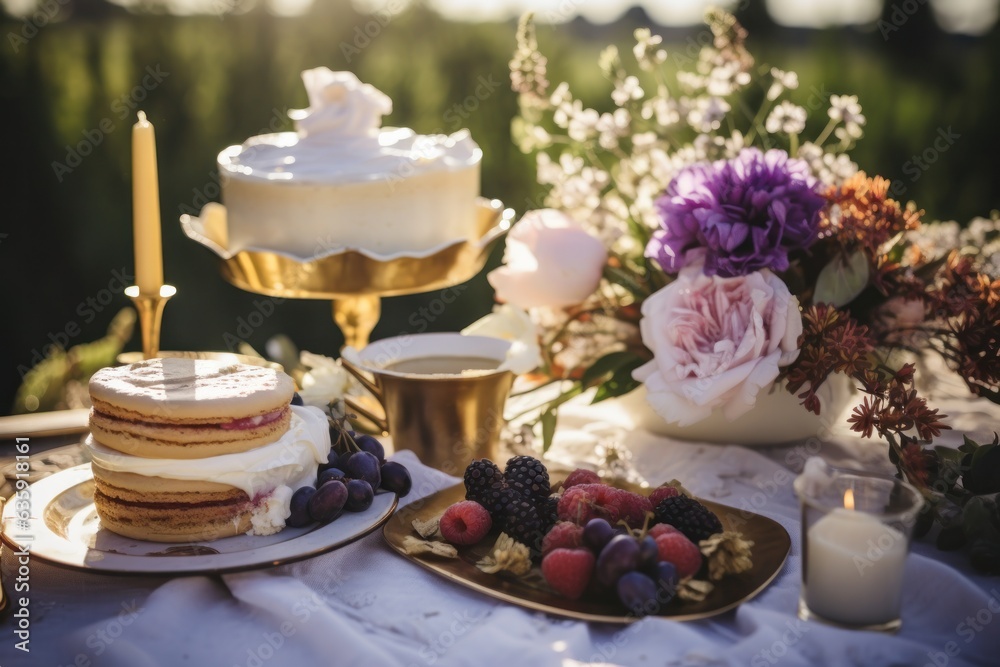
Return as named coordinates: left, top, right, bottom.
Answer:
left=181, top=199, right=512, bottom=349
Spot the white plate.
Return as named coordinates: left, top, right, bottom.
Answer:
left=1, top=464, right=397, bottom=576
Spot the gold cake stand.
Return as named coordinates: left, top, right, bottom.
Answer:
left=181, top=198, right=512, bottom=349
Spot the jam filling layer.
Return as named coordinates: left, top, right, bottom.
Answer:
left=94, top=406, right=289, bottom=431
left=95, top=489, right=249, bottom=510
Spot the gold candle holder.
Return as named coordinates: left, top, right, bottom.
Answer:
left=125, top=284, right=176, bottom=359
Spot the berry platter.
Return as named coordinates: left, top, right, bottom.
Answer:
left=383, top=474, right=791, bottom=623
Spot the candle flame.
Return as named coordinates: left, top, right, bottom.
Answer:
left=137, top=110, right=147, bottom=123
left=844, top=488, right=855, bottom=510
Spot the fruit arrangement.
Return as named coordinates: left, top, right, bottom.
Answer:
left=287, top=399, right=412, bottom=529
left=424, top=455, right=753, bottom=617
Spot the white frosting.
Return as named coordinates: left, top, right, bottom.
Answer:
left=219, top=67, right=480, bottom=185
left=220, top=128, right=479, bottom=184
left=250, top=485, right=293, bottom=536
left=86, top=405, right=331, bottom=502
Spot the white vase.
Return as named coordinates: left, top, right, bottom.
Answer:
left=617, top=375, right=855, bottom=446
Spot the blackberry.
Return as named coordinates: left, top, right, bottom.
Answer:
left=464, top=459, right=510, bottom=520
left=503, top=498, right=546, bottom=552
left=504, top=456, right=551, bottom=500
left=654, top=496, right=723, bottom=543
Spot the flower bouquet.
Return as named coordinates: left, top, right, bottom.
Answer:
left=489, top=10, right=1000, bottom=572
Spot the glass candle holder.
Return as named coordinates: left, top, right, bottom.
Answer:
left=794, top=461, right=924, bottom=632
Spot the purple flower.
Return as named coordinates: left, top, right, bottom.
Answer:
left=645, top=148, right=825, bottom=277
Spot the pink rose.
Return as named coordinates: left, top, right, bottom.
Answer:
left=488, top=209, right=608, bottom=309
left=633, top=266, right=802, bottom=426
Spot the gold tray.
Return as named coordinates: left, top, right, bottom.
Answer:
left=384, top=483, right=791, bottom=623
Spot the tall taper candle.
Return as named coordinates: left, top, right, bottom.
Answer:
left=132, top=111, right=163, bottom=295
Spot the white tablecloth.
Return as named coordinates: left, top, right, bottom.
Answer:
left=3, top=397, right=999, bottom=667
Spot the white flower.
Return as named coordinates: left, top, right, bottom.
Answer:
left=566, top=104, right=601, bottom=142
left=686, top=96, right=730, bottom=133
left=706, top=62, right=748, bottom=97
left=765, top=101, right=807, bottom=135
left=298, top=351, right=352, bottom=408
left=835, top=124, right=864, bottom=142
left=677, top=71, right=706, bottom=92
left=549, top=82, right=571, bottom=108
left=462, top=304, right=542, bottom=374
left=828, top=94, right=865, bottom=125
left=822, top=152, right=858, bottom=183
left=767, top=67, right=799, bottom=101
left=633, top=28, right=666, bottom=71
left=612, top=76, right=644, bottom=106
left=641, top=96, right=680, bottom=127
left=797, top=141, right=857, bottom=185
left=596, top=108, right=630, bottom=149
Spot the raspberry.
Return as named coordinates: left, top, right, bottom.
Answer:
left=648, top=523, right=680, bottom=539
left=504, top=498, right=547, bottom=551
left=464, top=459, right=509, bottom=520
left=541, top=548, right=595, bottom=600
left=649, top=485, right=681, bottom=507
left=504, top=456, right=551, bottom=500
left=655, top=496, right=723, bottom=543
left=541, top=521, right=584, bottom=557
left=563, top=468, right=601, bottom=489
left=557, top=484, right=621, bottom=525
left=440, top=501, right=493, bottom=546
left=654, top=533, right=702, bottom=579
left=605, top=489, right=653, bottom=528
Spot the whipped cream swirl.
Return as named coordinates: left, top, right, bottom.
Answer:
left=289, top=67, right=392, bottom=138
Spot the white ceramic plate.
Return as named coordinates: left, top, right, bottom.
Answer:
left=1, top=464, right=397, bottom=576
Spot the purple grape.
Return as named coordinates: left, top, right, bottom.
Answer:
left=308, top=480, right=348, bottom=524
left=380, top=461, right=412, bottom=497
left=287, top=486, right=316, bottom=527
left=596, top=535, right=639, bottom=587
left=318, top=448, right=340, bottom=473
left=345, top=479, right=374, bottom=512
left=291, top=392, right=304, bottom=407
left=652, top=561, right=678, bottom=601
left=583, top=518, right=616, bottom=552
left=616, top=572, right=660, bottom=616
left=355, top=434, right=386, bottom=464
left=637, top=535, right=659, bottom=573
left=336, top=451, right=354, bottom=471
left=346, top=451, right=381, bottom=488
left=318, top=468, right=348, bottom=486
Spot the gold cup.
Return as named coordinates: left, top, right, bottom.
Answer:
left=341, top=334, right=515, bottom=474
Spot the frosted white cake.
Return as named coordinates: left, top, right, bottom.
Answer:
left=218, top=68, right=483, bottom=258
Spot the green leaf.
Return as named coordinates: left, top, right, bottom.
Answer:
left=603, top=264, right=649, bottom=300
left=962, top=497, right=1000, bottom=542
left=971, top=442, right=996, bottom=468
left=592, top=357, right=644, bottom=403
left=813, top=250, right=871, bottom=307
left=540, top=409, right=557, bottom=453
left=935, top=445, right=965, bottom=463
left=581, top=351, right=643, bottom=387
